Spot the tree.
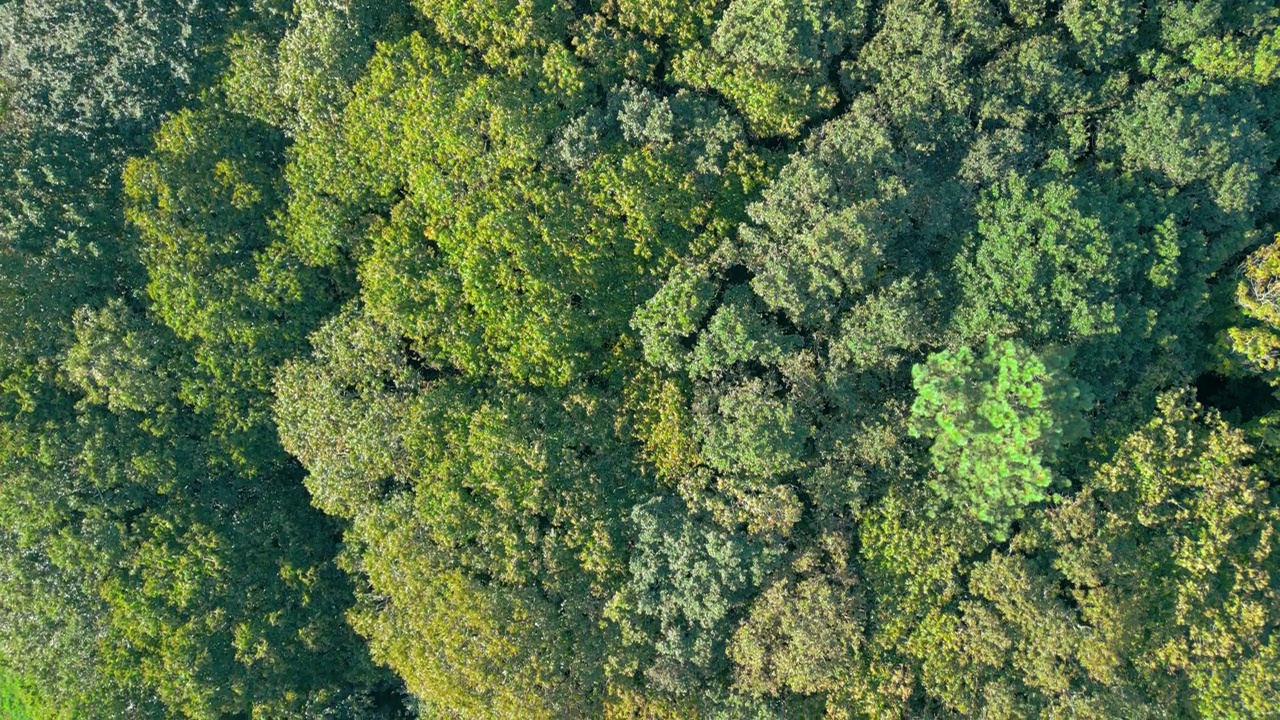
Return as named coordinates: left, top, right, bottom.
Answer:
left=729, top=535, right=864, bottom=698
left=1226, top=235, right=1280, bottom=386
left=909, top=338, right=1092, bottom=536
left=1051, top=390, right=1280, bottom=716
left=607, top=496, right=783, bottom=702
left=276, top=306, right=646, bottom=716
left=284, top=31, right=760, bottom=387
left=0, top=0, right=230, bottom=142
left=673, top=0, right=864, bottom=137
left=124, top=100, right=338, bottom=470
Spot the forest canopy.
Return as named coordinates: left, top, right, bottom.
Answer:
left=1, top=0, right=1279, bottom=717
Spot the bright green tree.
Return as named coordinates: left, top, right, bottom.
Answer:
left=909, top=338, right=1092, bottom=535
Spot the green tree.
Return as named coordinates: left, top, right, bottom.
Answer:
left=1051, top=390, right=1280, bottom=716
left=1227, top=235, right=1280, bottom=386
left=909, top=338, right=1092, bottom=535
left=673, top=0, right=864, bottom=137
left=607, top=496, right=783, bottom=702
left=276, top=306, right=646, bottom=716
left=729, top=535, right=864, bottom=698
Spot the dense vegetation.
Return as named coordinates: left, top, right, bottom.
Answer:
left=0, top=0, right=1278, bottom=717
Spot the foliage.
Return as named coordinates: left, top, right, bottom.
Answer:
left=0, top=2, right=406, bottom=713
left=909, top=338, right=1092, bottom=535
left=607, top=496, right=783, bottom=699
left=1227, top=235, right=1280, bottom=384
left=2, top=0, right=1280, bottom=717
left=1051, top=390, right=1280, bottom=715
left=276, top=306, right=643, bottom=716
left=0, top=667, right=47, bottom=720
